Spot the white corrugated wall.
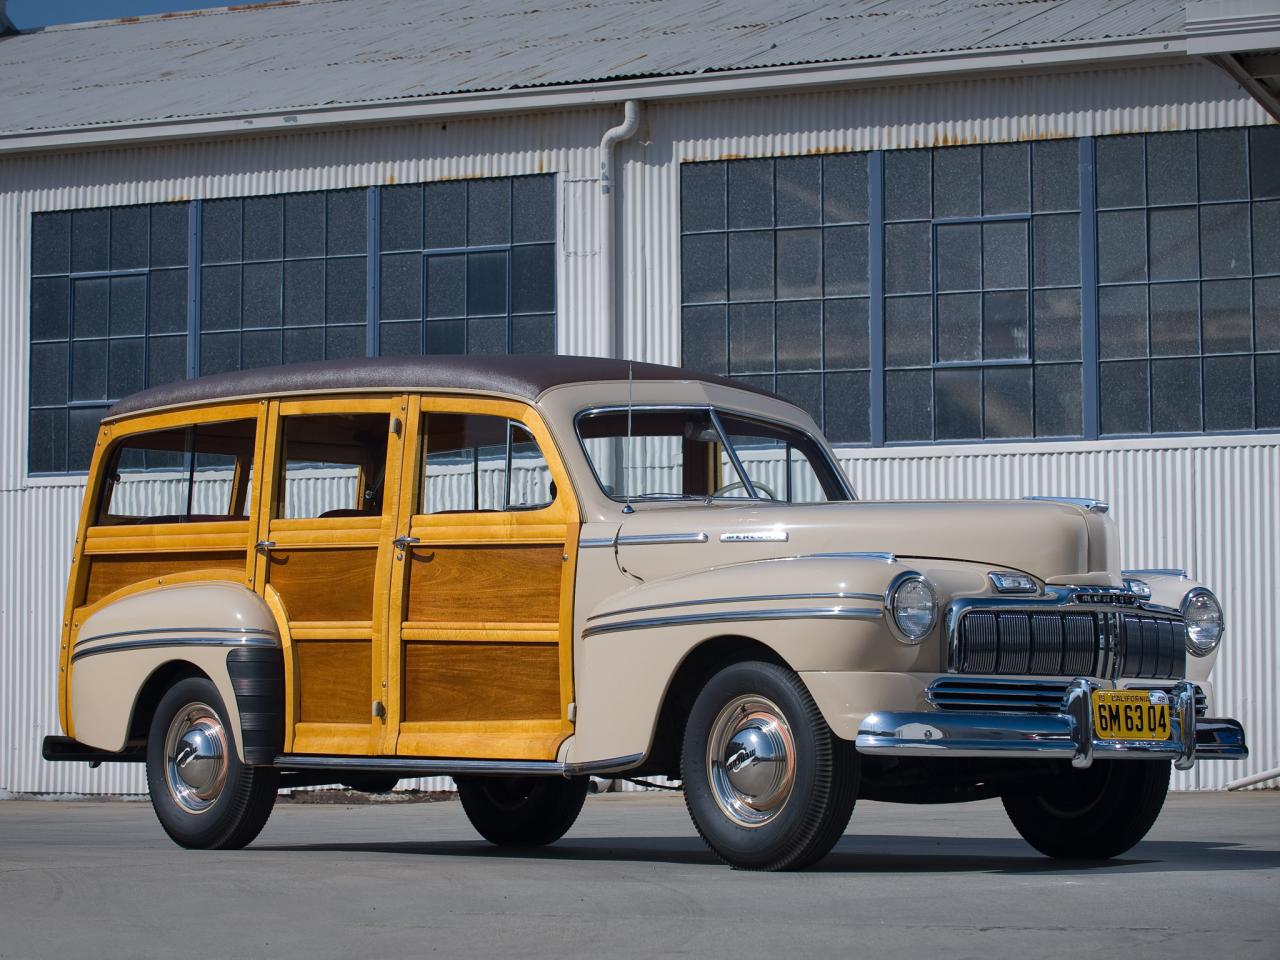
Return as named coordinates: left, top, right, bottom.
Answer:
left=2, top=58, right=1275, bottom=794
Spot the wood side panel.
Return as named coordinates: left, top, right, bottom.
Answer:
left=405, top=545, right=562, bottom=623
left=296, top=641, right=371, bottom=724
left=403, top=641, right=559, bottom=723
left=83, top=552, right=246, bottom=605
left=268, top=548, right=377, bottom=622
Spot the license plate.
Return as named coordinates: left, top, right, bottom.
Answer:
left=1093, top=689, right=1171, bottom=741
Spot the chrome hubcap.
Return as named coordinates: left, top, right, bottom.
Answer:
left=164, top=702, right=228, bottom=814
left=706, top=695, right=796, bottom=828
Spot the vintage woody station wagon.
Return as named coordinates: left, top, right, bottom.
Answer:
left=44, top=355, right=1248, bottom=870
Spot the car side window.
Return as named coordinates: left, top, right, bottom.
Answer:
left=420, top=413, right=554, bottom=514
left=97, top=419, right=257, bottom=525
left=276, top=413, right=390, bottom=519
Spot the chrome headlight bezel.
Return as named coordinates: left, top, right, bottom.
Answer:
left=1181, top=587, right=1224, bottom=657
left=885, top=572, right=937, bottom=645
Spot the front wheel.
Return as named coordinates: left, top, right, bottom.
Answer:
left=145, top=676, right=279, bottom=849
left=681, top=661, right=858, bottom=871
left=1002, top=759, right=1170, bottom=859
left=455, top=775, right=589, bottom=847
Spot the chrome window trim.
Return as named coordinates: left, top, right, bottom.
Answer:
left=581, top=605, right=882, bottom=639
left=70, top=633, right=278, bottom=663
left=586, top=591, right=883, bottom=622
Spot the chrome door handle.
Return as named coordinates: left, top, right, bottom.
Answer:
left=392, top=536, right=421, bottom=549
left=254, top=540, right=276, bottom=554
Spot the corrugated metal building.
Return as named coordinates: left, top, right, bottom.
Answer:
left=1, top=0, right=1278, bottom=795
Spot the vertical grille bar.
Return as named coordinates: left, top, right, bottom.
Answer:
left=1028, top=614, right=1064, bottom=674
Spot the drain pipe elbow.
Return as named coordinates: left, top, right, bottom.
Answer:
left=599, top=100, right=642, bottom=359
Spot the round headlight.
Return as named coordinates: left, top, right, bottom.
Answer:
left=888, top=574, right=937, bottom=644
left=1182, top=588, right=1224, bottom=657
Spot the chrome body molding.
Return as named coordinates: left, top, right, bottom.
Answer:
left=275, top=752, right=646, bottom=778
left=579, top=536, right=617, bottom=549
left=581, top=605, right=882, bottom=639
left=586, top=591, right=883, bottom=622
left=856, top=678, right=1248, bottom=770
left=71, top=631, right=279, bottom=663
left=801, top=551, right=896, bottom=563
left=1122, top=567, right=1189, bottom=579
left=1023, top=495, right=1110, bottom=513
left=616, top=532, right=709, bottom=546
left=720, top=530, right=788, bottom=543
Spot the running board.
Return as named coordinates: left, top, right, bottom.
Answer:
left=274, top=752, right=645, bottom=779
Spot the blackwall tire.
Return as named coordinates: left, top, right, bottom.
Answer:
left=455, top=775, right=589, bottom=847
left=145, top=676, right=279, bottom=850
left=681, top=660, right=858, bottom=871
left=1002, top=759, right=1170, bottom=859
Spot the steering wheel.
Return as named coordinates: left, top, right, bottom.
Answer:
left=713, top=480, right=778, bottom=500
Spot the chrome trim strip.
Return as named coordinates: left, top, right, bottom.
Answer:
left=1023, top=495, right=1110, bottom=513
left=578, top=537, right=617, bottom=549
left=71, top=634, right=278, bottom=663
left=274, top=752, right=646, bottom=778
left=75, top=625, right=267, bottom=645
left=586, top=591, right=883, bottom=622
left=802, top=551, right=896, bottom=563
left=616, top=532, right=709, bottom=545
left=1122, top=568, right=1188, bottom=579
left=582, top=605, right=881, bottom=638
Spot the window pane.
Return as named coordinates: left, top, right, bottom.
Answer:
left=73, top=277, right=109, bottom=338
left=885, top=295, right=931, bottom=367
left=379, top=253, right=421, bottom=321
left=776, top=300, right=821, bottom=371
left=983, top=290, right=1029, bottom=360
left=1100, top=360, right=1150, bottom=434
left=242, top=261, right=283, bottom=329
left=1149, top=207, right=1198, bottom=281
left=1149, top=282, right=1199, bottom=357
left=1096, top=136, right=1145, bottom=208
left=148, top=333, right=187, bottom=387
left=885, top=369, right=932, bottom=442
left=1034, top=363, right=1082, bottom=437
left=426, top=254, right=466, bottom=318
left=426, top=318, right=465, bottom=354
left=1202, top=279, right=1252, bottom=354
left=936, top=223, right=981, bottom=292
left=379, top=319, right=422, bottom=357
left=682, top=233, right=727, bottom=303
left=1199, top=204, right=1250, bottom=278
left=682, top=304, right=727, bottom=376
left=982, top=220, right=1028, bottom=289
left=937, top=292, right=980, bottom=362
left=729, top=302, right=773, bottom=374
left=29, top=408, right=69, bottom=473
left=822, top=225, right=868, bottom=296
left=467, top=180, right=510, bottom=246
left=200, top=264, right=241, bottom=332
left=728, top=231, right=775, bottom=301
left=1204, top=355, right=1253, bottom=430
left=776, top=157, right=821, bottom=227
left=325, top=256, right=366, bottom=326
left=32, top=212, right=70, bottom=275
left=110, top=206, right=148, bottom=270
left=983, top=144, right=1029, bottom=215
left=201, top=199, right=242, bottom=264
left=380, top=184, right=422, bottom=252
left=466, top=251, right=507, bottom=316
left=1151, top=357, right=1202, bottom=433
left=109, top=275, right=146, bottom=336
left=1032, top=214, right=1079, bottom=287
left=933, top=146, right=980, bottom=219
left=511, top=314, right=555, bottom=355
left=512, top=176, right=554, bottom=244
left=1097, top=210, right=1147, bottom=283
left=147, top=268, right=188, bottom=335
left=200, top=331, right=239, bottom=375
left=1257, top=277, right=1280, bottom=352
left=31, top=277, right=70, bottom=341
left=325, top=324, right=365, bottom=360
left=425, top=181, right=466, bottom=249
left=284, top=193, right=325, bottom=259
left=240, top=328, right=282, bottom=370
left=1257, top=354, right=1280, bottom=428
left=885, top=150, right=930, bottom=221
left=682, top=162, right=726, bottom=233
left=1147, top=132, right=1197, bottom=206
left=68, top=408, right=102, bottom=472
left=283, top=326, right=324, bottom=364
left=72, top=209, right=110, bottom=273
left=1033, top=288, right=1081, bottom=362
left=728, top=159, right=773, bottom=229
left=1033, top=139, right=1079, bottom=212
left=776, top=229, right=821, bottom=299
left=1251, top=127, right=1280, bottom=200
left=326, top=190, right=366, bottom=256
left=1099, top=284, right=1148, bottom=359
left=823, top=297, right=869, bottom=369
left=243, top=196, right=284, bottom=261
left=885, top=222, right=930, bottom=294
left=824, top=370, right=869, bottom=444
left=467, top=316, right=506, bottom=354
left=823, top=153, right=868, bottom=223
left=150, top=204, right=188, bottom=268
left=1198, top=129, right=1249, bottom=202
left=983, top=366, right=1033, bottom=438
left=285, top=258, right=325, bottom=326
left=71, top=339, right=108, bottom=401
left=30, top=341, right=68, bottom=407
left=512, top=244, right=554, bottom=314
left=935, top=368, right=981, bottom=440
left=280, top=413, right=387, bottom=519
left=1254, top=201, right=1280, bottom=275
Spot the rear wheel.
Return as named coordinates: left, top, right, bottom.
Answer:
left=681, top=660, right=858, bottom=871
left=1002, top=759, right=1170, bottom=859
left=145, top=676, right=279, bottom=850
left=455, top=775, right=589, bottom=847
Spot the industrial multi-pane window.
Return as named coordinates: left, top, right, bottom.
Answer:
left=27, top=174, right=556, bottom=475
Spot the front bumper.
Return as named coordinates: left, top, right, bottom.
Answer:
left=855, top=679, right=1248, bottom=770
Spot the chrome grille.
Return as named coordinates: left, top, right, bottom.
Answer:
left=1117, top=615, right=1187, bottom=680
left=930, top=678, right=1207, bottom=716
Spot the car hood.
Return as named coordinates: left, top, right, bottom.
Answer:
left=610, top=498, right=1120, bottom=586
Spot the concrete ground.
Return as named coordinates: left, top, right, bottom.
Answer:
left=0, top=791, right=1276, bottom=959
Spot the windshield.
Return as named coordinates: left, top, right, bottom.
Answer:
left=576, top=407, right=851, bottom=503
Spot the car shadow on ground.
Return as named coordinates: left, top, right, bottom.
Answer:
left=257, top=833, right=1280, bottom=874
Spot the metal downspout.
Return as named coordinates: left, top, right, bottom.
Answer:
left=599, top=100, right=642, bottom=359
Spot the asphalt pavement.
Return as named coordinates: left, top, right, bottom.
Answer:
left=1, top=790, right=1276, bottom=959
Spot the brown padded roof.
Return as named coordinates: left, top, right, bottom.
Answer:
left=106, top=354, right=771, bottom=419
